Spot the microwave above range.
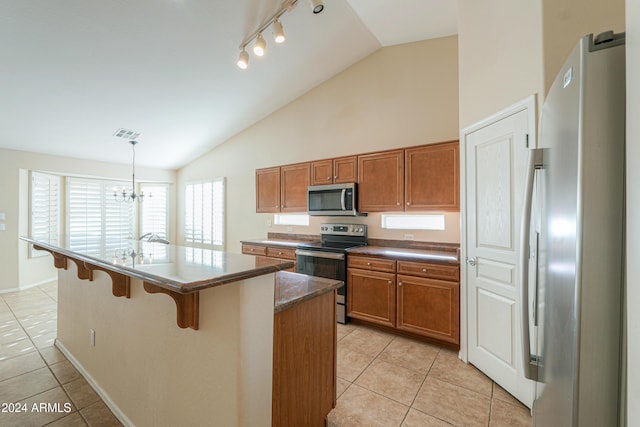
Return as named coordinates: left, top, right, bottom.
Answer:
left=307, top=183, right=367, bottom=217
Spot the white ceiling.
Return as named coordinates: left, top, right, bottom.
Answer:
left=0, top=0, right=457, bottom=169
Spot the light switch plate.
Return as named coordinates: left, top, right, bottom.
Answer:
left=0, top=212, right=5, bottom=221
left=0, top=224, right=5, bottom=231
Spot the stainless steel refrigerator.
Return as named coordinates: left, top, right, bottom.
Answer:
left=520, top=31, right=625, bottom=426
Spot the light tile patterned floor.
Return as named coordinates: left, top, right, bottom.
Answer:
left=328, top=323, right=533, bottom=427
left=2, top=283, right=532, bottom=426
left=0, top=283, right=121, bottom=427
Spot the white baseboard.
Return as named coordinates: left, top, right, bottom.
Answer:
left=55, top=340, right=135, bottom=427
left=0, top=278, right=57, bottom=294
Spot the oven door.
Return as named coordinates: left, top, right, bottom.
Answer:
left=295, top=249, right=347, bottom=323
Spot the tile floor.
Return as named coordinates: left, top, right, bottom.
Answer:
left=0, top=283, right=121, bottom=427
left=2, top=283, right=532, bottom=427
left=328, top=323, right=533, bottom=427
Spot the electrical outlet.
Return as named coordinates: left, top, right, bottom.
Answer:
left=267, top=219, right=272, bottom=227
left=90, top=329, right=95, bottom=347
left=0, top=224, right=5, bottom=232
left=0, top=212, right=5, bottom=221
left=404, top=234, right=414, bottom=241
left=286, top=226, right=293, bottom=233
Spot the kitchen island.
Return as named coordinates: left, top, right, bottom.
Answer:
left=20, top=237, right=341, bottom=427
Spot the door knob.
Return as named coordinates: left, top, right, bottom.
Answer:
left=466, top=257, right=477, bottom=266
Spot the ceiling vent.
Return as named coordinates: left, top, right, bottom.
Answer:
left=113, top=128, right=141, bottom=141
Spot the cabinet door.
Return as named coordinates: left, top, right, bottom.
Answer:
left=256, top=167, right=281, bottom=213
left=281, top=163, right=310, bottom=212
left=310, top=160, right=334, bottom=185
left=333, top=156, right=357, bottom=183
left=405, top=141, right=460, bottom=211
left=396, top=274, right=459, bottom=345
left=358, top=150, right=404, bottom=212
left=347, top=268, right=396, bottom=327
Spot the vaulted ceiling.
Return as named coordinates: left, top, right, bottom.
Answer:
left=0, top=0, right=457, bottom=169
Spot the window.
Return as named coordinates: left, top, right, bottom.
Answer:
left=140, top=183, right=169, bottom=240
left=30, top=172, right=61, bottom=256
left=381, top=214, right=446, bottom=230
left=67, top=177, right=135, bottom=256
left=273, top=214, right=309, bottom=226
left=185, top=179, right=225, bottom=249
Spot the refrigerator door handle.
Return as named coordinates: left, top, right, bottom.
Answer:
left=520, top=148, right=543, bottom=381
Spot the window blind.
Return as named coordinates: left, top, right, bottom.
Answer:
left=67, top=177, right=135, bottom=256
left=185, top=179, right=225, bottom=249
left=30, top=172, right=61, bottom=256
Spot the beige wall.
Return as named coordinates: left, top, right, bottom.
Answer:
left=458, top=0, right=544, bottom=129
left=178, top=36, right=461, bottom=252
left=542, top=0, right=625, bottom=93
left=0, top=147, right=175, bottom=292
left=56, top=266, right=275, bottom=426
left=626, top=0, right=639, bottom=423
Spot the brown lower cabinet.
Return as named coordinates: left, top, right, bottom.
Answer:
left=242, top=243, right=296, bottom=272
left=347, top=255, right=460, bottom=348
left=273, top=290, right=336, bottom=426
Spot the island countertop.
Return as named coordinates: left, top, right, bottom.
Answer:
left=20, top=236, right=294, bottom=294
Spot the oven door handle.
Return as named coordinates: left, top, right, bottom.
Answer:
left=295, top=250, right=345, bottom=260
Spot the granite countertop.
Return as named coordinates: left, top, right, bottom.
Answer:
left=241, top=238, right=319, bottom=247
left=274, top=271, right=343, bottom=313
left=21, top=236, right=294, bottom=294
left=347, top=246, right=460, bottom=264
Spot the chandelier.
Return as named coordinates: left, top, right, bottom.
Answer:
left=114, top=140, right=150, bottom=203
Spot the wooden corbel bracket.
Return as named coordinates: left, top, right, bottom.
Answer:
left=83, top=263, right=131, bottom=298
left=33, top=245, right=67, bottom=270
left=68, top=258, right=93, bottom=281
left=142, top=282, right=200, bottom=330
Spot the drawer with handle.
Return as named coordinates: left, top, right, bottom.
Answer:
left=242, top=244, right=267, bottom=256
left=397, top=260, right=459, bottom=282
left=266, top=247, right=296, bottom=260
left=347, top=255, right=396, bottom=273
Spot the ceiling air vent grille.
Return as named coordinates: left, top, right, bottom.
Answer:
left=113, top=128, right=141, bottom=140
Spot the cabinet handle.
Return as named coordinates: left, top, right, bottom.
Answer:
left=398, top=282, right=403, bottom=287
left=407, top=202, right=411, bottom=206
left=334, top=175, right=338, bottom=179
left=422, top=268, right=427, bottom=272
left=278, top=251, right=282, bottom=255
left=396, top=202, right=400, bottom=206
left=367, top=262, right=371, bottom=266
left=388, top=280, right=392, bottom=284
left=327, top=176, right=331, bottom=180
left=250, top=248, right=254, bottom=252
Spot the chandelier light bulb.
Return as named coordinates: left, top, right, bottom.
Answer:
left=273, top=19, right=285, bottom=44
left=237, top=49, right=249, bottom=69
left=254, top=34, right=266, bottom=56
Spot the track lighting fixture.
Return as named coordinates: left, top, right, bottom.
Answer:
left=309, top=0, right=324, bottom=14
left=237, top=49, right=249, bottom=69
left=273, top=19, right=285, bottom=44
left=253, top=33, right=266, bottom=56
left=236, top=0, right=324, bottom=70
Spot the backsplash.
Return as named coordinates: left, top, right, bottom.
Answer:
left=265, top=211, right=460, bottom=244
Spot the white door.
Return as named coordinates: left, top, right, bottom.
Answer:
left=463, top=102, right=534, bottom=407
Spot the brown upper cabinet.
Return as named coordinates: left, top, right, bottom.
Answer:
left=358, top=150, right=405, bottom=212
left=256, top=140, right=459, bottom=214
left=405, top=141, right=460, bottom=211
left=256, top=167, right=281, bottom=213
left=256, top=163, right=310, bottom=213
left=310, top=156, right=358, bottom=185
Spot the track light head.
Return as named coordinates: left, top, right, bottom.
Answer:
left=309, top=0, right=324, bottom=14
left=273, top=19, right=285, bottom=44
left=253, top=34, right=266, bottom=56
left=237, top=49, right=249, bottom=69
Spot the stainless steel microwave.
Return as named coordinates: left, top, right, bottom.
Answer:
left=307, top=183, right=365, bottom=216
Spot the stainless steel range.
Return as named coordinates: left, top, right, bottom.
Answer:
left=295, top=223, right=367, bottom=324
